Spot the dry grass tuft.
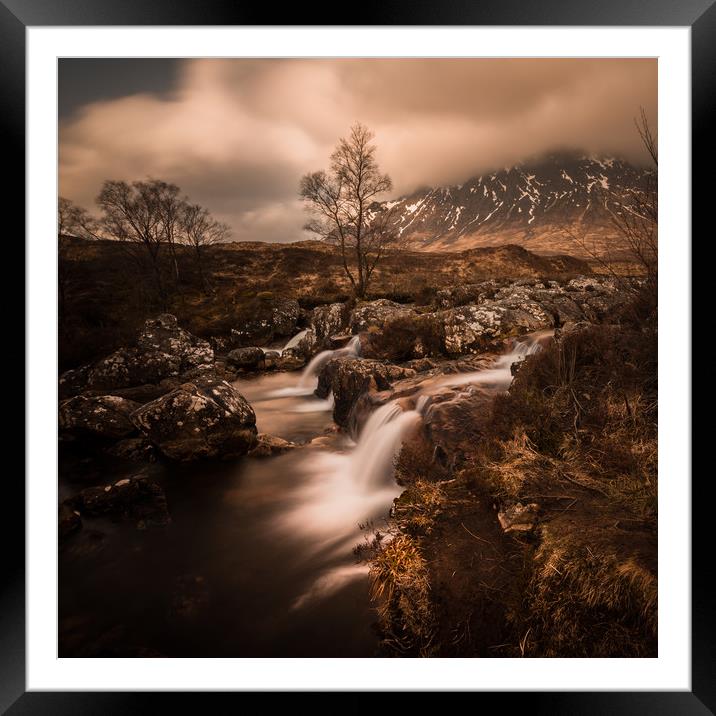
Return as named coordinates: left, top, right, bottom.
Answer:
left=392, top=479, right=448, bottom=536
left=368, top=533, right=437, bottom=656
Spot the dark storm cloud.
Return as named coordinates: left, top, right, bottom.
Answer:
left=59, top=58, right=657, bottom=243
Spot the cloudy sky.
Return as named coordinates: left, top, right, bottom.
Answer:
left=59, top=58, right=657, bottom=243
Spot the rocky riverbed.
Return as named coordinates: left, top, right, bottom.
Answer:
left=58, top=274, right=654, bottom=657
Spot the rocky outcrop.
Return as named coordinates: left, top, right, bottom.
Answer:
left=60, top=314, right=214, bottom=397
left=59, top=395, right=141, bottom=440
left=422, top=386, right=495, bottom=468
left=349, top=299, right=416, bottom=333
left=441, top=304, right=524, bottom=354
left=131, top=373, right=257, bottom=461
left=435, top=281, right=502, bottom=309
left=438, top=277, right=632, bottom=355
left=316, top=357, right=416, bottom=428
left=58, top=364, right=92, bottom=400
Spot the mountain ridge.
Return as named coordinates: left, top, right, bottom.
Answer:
left=373, top=151, right=654, bottom=256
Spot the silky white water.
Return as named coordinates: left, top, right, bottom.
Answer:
left=437, top=330, right=550, bottom=389
left=266, top=335, right=362, bottom=399
left=233, top=329, right=551, bottom=610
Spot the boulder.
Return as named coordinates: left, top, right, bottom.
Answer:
left=290, top=328, right=318, bottom=359
left=73, top=475, right=171, bottom=528
left=226, top=346, right=266, bottom=371
left=441, top=304, right=515, bottom=354
left=270, top=298, right=301, bottom=338
left=262, top=350, right=282, bottom=370
left=315, top=357, right=416, bottom=428
left=59, top=395, right=141, bottom=440
left=311, top=303, right=349, bottom=343
left=131, top=374, right=257, bottom=461
left=209, top=336, right=232, bottom=354
left=349, top=299, right=417, bottom=333
left=231, top=297, right=301, bottom=346
left=60, top=314, right=214, bottom=396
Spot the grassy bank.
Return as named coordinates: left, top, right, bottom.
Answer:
left=366, top=289, right=658, bottom=657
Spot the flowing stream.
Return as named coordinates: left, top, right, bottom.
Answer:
left=58, top=330, right=548, bottom=657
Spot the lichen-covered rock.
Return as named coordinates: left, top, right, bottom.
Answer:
left=434, top=277, right=634, bottom=355
left=209, top=336, right=232, bottom=354
left=311, top=303, right=349, bottom=342
left=315, top=357, right=416, bottom=428
left=59, top=395, right=141, bottom=439
left=441, top=304, right=514, bottom=354
left=349, top=299, right=416, bottom=333
left=270, top=298, right=301, bottom=337
left=131, top=374, right=257, bottom=461
left=60, top=314, right=214, bottom=396
left=73, top=475, right=171, bottom=528
left=226, top=346, right=266, bottom=371
left=231, top=298, right=302, bottom=346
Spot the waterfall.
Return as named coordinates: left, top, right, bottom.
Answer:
left=298, top=335, right=361, bottom=389
left=267, top=334, right=361, bottom=401
left=349, top=402, right=421, bottom=489
left=274, top=399, right=418, bottom=558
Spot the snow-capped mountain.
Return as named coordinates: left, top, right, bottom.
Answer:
left=374, top=152, right=654, bottom=254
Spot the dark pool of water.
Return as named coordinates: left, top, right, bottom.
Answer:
left=59, top=371, right=389, bottom=658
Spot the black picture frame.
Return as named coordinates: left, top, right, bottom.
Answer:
left=4, top=1, right=709, bottom=711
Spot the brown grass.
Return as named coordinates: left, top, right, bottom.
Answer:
left=368, top=533, right=437, bottom=656
left=373, top=304, right=658, bottom=657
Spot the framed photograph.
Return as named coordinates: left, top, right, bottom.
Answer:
left=7, top=0, right=708, bottom=710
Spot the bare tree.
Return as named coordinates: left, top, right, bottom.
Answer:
left=58, top=196, right=100, bottom=239
left=153, top=180, right=184, bottom=285
left=300, top=123, right=399, bottom=299
left=180, top=203, right=230, bottom=293
left=97, top=179, right=176, bottom=303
